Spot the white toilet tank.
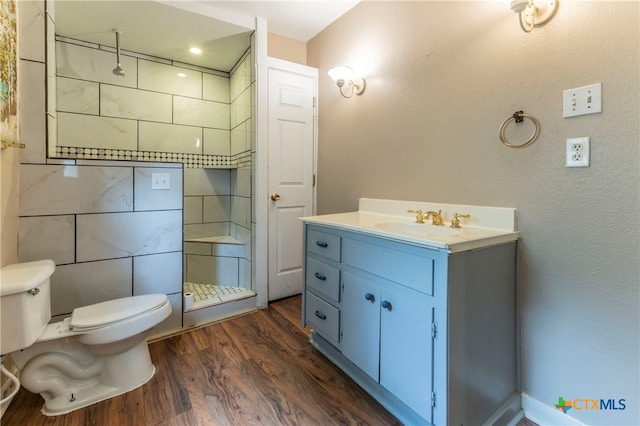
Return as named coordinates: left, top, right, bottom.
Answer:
left=0, top=259, right=55, bottom=355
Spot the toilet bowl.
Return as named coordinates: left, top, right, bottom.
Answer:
left=0, top=260, right=171, bottom=415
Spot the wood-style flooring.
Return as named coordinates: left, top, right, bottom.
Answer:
left=2, top=296, right=537, bottom=426
left=2, top=296, right=401, bottom=425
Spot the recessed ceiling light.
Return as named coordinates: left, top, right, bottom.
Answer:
left=177, top=73, right=187, bottom=78
left=190, top=47, right=202, bottom=55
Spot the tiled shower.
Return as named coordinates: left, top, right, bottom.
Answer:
left=16, top=1, right=256, bottom=337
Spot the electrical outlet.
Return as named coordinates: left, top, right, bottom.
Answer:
left=566, top=137, right=590, bottom=167
left=151, top=172, right=171, bottom=189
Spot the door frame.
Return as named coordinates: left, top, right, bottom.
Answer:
left=255, top=50, right=318, bottom=308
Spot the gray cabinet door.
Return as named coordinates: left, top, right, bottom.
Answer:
left=380, top=289, right=433, bottom=422
left=341, top=272, right=380, bottom=381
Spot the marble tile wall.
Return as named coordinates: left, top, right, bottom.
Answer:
left=18, top=0, right=47, bottom=165
left=18, top=164, right=134, bottom=215
left=55, top=38, right=232, bottom=166
left=17, top=1, right=254, bottom=336
left=183, top=168, right=231, bottom=240
left=231, top=53, right=254, bottom=291
left=17, top=3, right=185, bottom=336
left=230, top=54, right=254, bottom=270
left=183, top=53, right=254, bottom=289
left=17, top=162, right=184, bottom=335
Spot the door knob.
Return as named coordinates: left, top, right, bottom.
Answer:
left=271, top=193, right=281, bottom=201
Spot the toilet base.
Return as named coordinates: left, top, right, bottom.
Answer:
left=40, top=366, right=156, bottom=416
left=11, top=329, right=161, bottom=416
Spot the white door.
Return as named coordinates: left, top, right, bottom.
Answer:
left=267, top=62, right=317, bottom=301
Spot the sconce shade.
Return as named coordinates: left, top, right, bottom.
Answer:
left=510, top=0, right=529, bottom=13
left=328, top=66, right=354, bottom=86
left=328, top=66, right=366, bottom=98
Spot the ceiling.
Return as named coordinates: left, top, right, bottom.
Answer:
left=54, top=1, right=360, bottom=73
left=200, top=1, right=361, bottom=42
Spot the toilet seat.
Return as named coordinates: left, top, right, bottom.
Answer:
left=70, top=294, right=168, bottom=331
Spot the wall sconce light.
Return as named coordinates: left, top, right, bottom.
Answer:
left=328, top=66, right=366, bottom=98
left=510, top=0, right=558, bottom=32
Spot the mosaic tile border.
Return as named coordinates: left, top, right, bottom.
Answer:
left=232, top=151, right=252, bottom=168
left=55, top=146, right=252, bottom=169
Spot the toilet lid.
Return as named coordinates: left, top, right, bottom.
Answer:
left=70, top=294, right=167, bottom=330
left=0, top=259, right=55, bottom=296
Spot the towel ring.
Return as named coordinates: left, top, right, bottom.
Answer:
left=499, top=110, right=540, bottom=149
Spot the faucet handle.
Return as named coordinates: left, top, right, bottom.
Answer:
left=450, top=212, right=470, bottom=229
left=407, top=209, right=424, bottom=223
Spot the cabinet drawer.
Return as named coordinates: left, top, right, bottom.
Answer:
left=343, top=238, right=434, bottom=296
left=306, top=292, right=340, bottom=345
left=307, top=229, right=341, bottom=262
left=306, top=258, right=341, bottom=303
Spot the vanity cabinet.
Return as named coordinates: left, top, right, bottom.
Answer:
left=342, top=271, right=433, bottom=420
left=302, top=223, right=518, bottom=426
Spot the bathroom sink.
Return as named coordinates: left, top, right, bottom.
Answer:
left=374, top=222, right=460, bottom=237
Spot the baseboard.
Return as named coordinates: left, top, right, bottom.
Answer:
left=482, top=393, right=523, bottom=426
left=522, top=392, right=585, bottom=425
left=505, top=410, right=525, bottom=426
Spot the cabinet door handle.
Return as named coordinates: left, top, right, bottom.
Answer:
left=381, top=300, right=392, bottom=311
left=314, top=272, right=327, bottom=281
left=315, top=241, right=328, bottom=248
left=365, top=293, right=375, bottom=302
left=315, top=310, right=327, bottom=320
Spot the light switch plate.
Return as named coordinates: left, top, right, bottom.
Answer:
left=563, top=83, right=602, bottom=118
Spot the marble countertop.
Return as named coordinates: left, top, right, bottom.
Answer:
left=300, top=198, right=520, bottom=254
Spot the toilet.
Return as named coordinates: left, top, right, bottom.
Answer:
left=0, top=259, right=171, bottom=415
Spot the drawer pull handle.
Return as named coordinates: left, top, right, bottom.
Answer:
left=365, top=293, right=375, bottom=302
left=314, top=272, right=327, bottom=281
left=315, top=310, right=327, bottom=320
left=381, top=300, right=392, bottom=311
left=316, top=241, right=328, bottom=248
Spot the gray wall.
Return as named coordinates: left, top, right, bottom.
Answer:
left=308, top=1, right=639, bottom=424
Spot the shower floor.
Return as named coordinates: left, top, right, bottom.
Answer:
left=183, top=282, right=255, bottom=311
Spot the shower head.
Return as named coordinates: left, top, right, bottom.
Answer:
left=113, top=64, right=125, bottom=77
left=112, top=29, right=125, bottom=77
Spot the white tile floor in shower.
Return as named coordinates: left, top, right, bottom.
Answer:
left=183, top=282, right=255, bottom=311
